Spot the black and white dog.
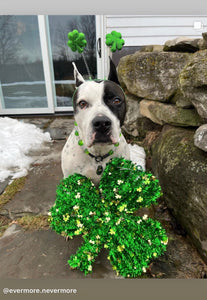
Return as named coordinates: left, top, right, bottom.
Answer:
left=61, top=59, right=145, bottom=186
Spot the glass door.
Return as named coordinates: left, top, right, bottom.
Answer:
left=48, top=15, right=97, bottom=111
left=0, top=15, right=54, bottom=115
left=0, top=15, right=102, bottom=115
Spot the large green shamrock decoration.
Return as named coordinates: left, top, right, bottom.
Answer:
left=105, top=30, right=125, bottom=52
left=49, top=158, right=168, bottom=277
left=68, top=29, right=87, bottom=53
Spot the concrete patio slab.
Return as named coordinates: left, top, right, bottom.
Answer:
left=0, top=224, right=114, bottom=279
left=45, top=117, right=74, bottom=140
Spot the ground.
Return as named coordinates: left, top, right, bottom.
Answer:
left=0, top=116, right=206, bottom=279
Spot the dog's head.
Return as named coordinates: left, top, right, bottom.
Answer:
left=72, top=58, right=126, bottom=148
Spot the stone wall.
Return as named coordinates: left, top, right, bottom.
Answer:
left=118, top=33, right=207, bottom=263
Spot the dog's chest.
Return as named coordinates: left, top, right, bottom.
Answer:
left=61, top=130, right=130, bottom=186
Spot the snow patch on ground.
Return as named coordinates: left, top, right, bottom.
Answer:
left=0, top=117, right=51, bottom=182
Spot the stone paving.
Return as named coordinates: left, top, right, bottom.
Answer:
left=0, top=117, right=206, bottom=279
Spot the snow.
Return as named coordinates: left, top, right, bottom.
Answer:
left=0, top=117, right=51, bottom=182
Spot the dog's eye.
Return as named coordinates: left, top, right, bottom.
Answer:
left=113, top=97, right=122, bottom=105
left=78, top=100, right=88, bottom=109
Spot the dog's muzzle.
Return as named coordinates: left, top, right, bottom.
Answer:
left=92, top=115, right=112, bottom=144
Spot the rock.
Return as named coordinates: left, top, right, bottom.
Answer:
left=122, top=93, right=142, bottom=137
left=139, top=100, right=203, bottom=127
left=163, top=36, right=200, bottom=53
left=179, top=50, right=207, bottom=119
left=202, top=32, right=207, bottom=42
left=140, top=100, right=164, bottom=125
left=172, top=90, right=193, bottom=108
left=122, top=93, right=162, bottom=139
left=198, top=32, right=207, bottom=50
left=152, top=126, right=207, bottom=263
left=194, top=124, right=207, bottom=152
left=139, top=45, right=164, bottom=52
left=118, top=51, right=192, bottom=102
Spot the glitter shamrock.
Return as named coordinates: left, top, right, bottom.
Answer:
left=68, top=29, right=87, bottom=53
left=49, top=157, right=167, bottom=277
left=105, top=31, right=125, bottom=52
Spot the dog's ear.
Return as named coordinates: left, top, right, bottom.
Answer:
left=72, top=62, right=85, bottom=87
left=108, top=57, right=119, bottom=85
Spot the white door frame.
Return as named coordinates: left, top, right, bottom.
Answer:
left=0, top=83, right=4, bottom=112
left=38, top=15, right=55, bottom=114
left=96, top=15, right=108, bottom=79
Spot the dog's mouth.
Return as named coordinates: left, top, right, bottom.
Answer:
left=87, top=132, right=118, bottom=147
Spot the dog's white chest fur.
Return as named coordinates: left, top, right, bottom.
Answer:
left=61, top=128, right=130, bottom=186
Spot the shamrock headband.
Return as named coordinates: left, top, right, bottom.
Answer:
left=68, top=29, right=125, bottom=54
left=67, top=29, right=125, bottom=80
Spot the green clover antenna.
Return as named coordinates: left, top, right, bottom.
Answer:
left=105, top=30, right=125, bottom=52
left=67, top=29, right=91, bottom=79
left=68, top=29, right=87, bottom=53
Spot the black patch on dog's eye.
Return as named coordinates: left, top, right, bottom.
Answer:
left=103, top=81, right=126, bottom=126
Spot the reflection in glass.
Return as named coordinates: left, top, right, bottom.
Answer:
left=48, top=15, right=97, bottom=107
left=0, top=15, right=47, bottom=109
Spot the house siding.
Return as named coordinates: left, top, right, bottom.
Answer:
left=106, top=15, right=207, bottom=46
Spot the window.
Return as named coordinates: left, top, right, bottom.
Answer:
left=48, top=15, right=97, bottom=108
left=0, top=15, right=48, bottom=109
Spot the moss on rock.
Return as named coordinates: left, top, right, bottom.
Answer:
left=179, top=50, right=207, bottom=118
left=139, top=100, right=204, bottom=127
left=152, top=126, right=207, bottom=263
left=118, top=51, right=192, bottom=101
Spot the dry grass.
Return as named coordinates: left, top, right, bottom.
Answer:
left=0, top=177, right=27, bottom=210
left=17, top=215, right=49, bottom=231
left=0, top=216, right=11, bottom=237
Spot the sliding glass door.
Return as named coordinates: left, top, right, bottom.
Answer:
left=0, top=15, right=101, bottom=115
left=0, top=15, right=53, bottom=114
left=48, top=15, right=97, bottom=111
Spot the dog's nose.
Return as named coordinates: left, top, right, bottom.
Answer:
left=92, top=116, right=112, bottom=133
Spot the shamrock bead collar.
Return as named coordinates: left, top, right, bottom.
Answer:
left=74, top=122, right=121, bottom=175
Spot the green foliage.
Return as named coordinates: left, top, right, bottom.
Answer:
left=105, top=31, right=125, bottom=52
left=68, top=29, right=87, bottom=53
left=49, top=157, right=168, bottom=277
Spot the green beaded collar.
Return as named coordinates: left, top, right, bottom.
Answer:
left=74, top=121, right=121, bottom=175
